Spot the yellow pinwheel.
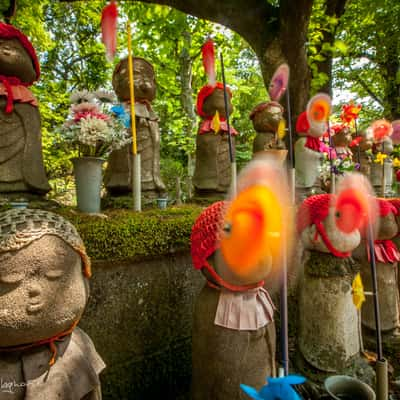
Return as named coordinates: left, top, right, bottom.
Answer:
left=352, top=272, right=366, bottom=310
left=211, top=110, right=221, bottom=134
left=374, top=152, right=387, bottom=165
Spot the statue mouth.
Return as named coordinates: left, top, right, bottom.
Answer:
left=26, top=302, right=44, bottom=314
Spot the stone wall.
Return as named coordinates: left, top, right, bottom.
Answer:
left=79, top=252, right=204, bottom=400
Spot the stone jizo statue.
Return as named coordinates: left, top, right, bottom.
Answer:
left=0, top=23, right=50, bottom=197
left=250, top=101, right=285, bottom=154
left=192, top=83, right=238, bottom=198
left=0, top=209, right=104, bottom=399
left=104, top=56, right=166, bottom=200
left=190, top=201, right=276, bottom=400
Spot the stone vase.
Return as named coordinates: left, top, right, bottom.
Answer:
left=72, top=157, right=105, bottom=214
left=370, top=161, right=393, bottom=196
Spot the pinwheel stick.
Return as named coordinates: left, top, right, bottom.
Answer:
left=220, top=53, right=237, bottom=195
left=127, top=22, right=141, bottom=211
left=285, top=88, right=295, bottom=203
left=367, top=219, right=388, bottom=400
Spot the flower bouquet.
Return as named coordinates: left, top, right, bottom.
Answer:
left=59, top=90, right=131, bottom=213
left=60, top=89, right=130, bottom=157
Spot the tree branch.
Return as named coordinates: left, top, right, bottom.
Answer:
left=59, top=0, right=278, bottom=56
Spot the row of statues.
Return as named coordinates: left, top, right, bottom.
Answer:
left=190, top=179, right=400, bottom=399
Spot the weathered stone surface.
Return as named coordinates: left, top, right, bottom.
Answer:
left=104, top=57, right=165, bottom=199
left=192, top=285, right=276, bottom=400
left=0, top=209, right=103, bottom=399
left=298, top=268, right=361, bottom=372
left=0, top=236, right=88, bottom=346
left=79, top=253, right=204, bottom=400
left=0, top=31, right=50, bottom=195
left=250, top=101, right=285, bottom=154
left=192, top=133, right=233, bottom=194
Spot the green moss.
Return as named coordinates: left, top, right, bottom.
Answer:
left=55, top=205, right=204, bottom=262
left=305, top=251, right=359, bottom=278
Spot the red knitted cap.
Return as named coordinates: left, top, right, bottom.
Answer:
left=296, top=111, right=310, bottom=135
left=388, top=199, right=400, bottom=214
left=249, top=100, right=283, bottom=120
left=196, top=82, right=231, bottom=118
left=0, top=23, right=40, bottom=82
left=297, top=194, right=332, bottom=233
left=190, top=201, right=227, bottom=270
left=377, top=198, right=398, bottom=216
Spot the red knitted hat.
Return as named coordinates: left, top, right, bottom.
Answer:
left=196, top=82, right=232, bottom=118
left=296, top=111, right=310, bottom=135
left=297, top=194, right=331, bottom=234
left=249, top=100, right=283, bottom=120
left=191, top=201, right=226, bottom=270
left=377, top=198, right=398, bottom=216
left=388, top=199, right=400, bottom=214
left=0, top=22, right=40, bottom=82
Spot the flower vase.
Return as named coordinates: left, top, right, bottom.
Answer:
left=370, top=161, right=393, bottom=197
left=72, top=157, right=105, bottom=213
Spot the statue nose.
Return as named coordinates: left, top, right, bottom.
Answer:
left=28, top=282, right=41, bottom=297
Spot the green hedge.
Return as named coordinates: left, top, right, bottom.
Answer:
left=56, top=205, right=203, bottom=262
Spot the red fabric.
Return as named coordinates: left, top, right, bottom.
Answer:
left=0, top=76, right=36, bottom=113
left=191, top=201, right=226, bottom=271
left=101, top=1, right=118, bottom=61
left=190, top=201, right=264, bottom=292
left=350, top=136, right=362, bottom=147
left=249, top=101, right=283, bottom=120
left=305, top=136, right=322, bottom=151
left=377, top=198, right=398, bottom=217
left=0, top=22, right=40, bottom=82
left=297, top=194, right=351, bottom=258
left=196, top=82, right=232, bottom=118
left=198, top=118, right=238, bottom=136
left=202, top=39, right=216, bottom=85
left=389, top=198, right=400, bottom=213
left=296, top=111, right=310, bottom=134
left=371, top=240, right=400, bottom=264
left=297, top=194, right=331, bottom=234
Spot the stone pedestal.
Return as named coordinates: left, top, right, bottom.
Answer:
left=298, top=252, right=362, bottom=373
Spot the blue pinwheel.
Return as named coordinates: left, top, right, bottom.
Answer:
left=241, top=375, right=306, bottom=400
left=111, top=104, right=131, bottom=128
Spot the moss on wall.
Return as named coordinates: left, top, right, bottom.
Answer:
left=56, top=205, right=203, bottom=262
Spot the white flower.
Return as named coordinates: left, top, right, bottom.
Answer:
left=94, top=90, right=116, bottom=103
left=70, top=90, right=95, bottom=104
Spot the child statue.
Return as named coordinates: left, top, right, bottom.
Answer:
left=192, top=84, right=238, bottom=197
left=331, top=123, right=353, bottom=160
left=294, top=111, right=329, bottom=195
left=190, top=201, right=276, bottom=400
left=0, top=23, right=50, bottom=197
left=0, top=209, right=105, bottom=399
left=354, top=199, right=400, bottom=339
left=296, top=188, right=371, bottom=377
left=104, top=56, right=166, bottom=200
left=250, top=101, right=285, bottom=155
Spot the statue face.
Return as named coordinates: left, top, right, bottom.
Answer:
left=378, top=213, right=398, bottom=240
left=202, top=88, right=233, bottom=118
left=301, top=207, right=361, bottom=254
left=0, top=236, right=88, bottom=346
left=112, top=57, right=156, bottom=102
left=0, top=38, right=36, bottom=83
left=252, top=104, right=283, bottom=132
